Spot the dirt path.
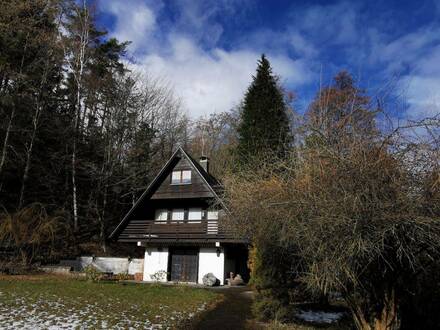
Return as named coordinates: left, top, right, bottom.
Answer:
left=189, top=286, right=259, bottom=330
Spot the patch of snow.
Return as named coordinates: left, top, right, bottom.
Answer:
left=296, top=310, right=344, bottom=324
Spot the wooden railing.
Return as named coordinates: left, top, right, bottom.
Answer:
left=119, top=219, right=243, bottom=242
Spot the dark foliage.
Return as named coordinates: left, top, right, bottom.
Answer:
left=237, top=54, right=291, bottom=164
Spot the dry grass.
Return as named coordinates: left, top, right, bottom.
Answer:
left=0, top=274, right=218, bottom=329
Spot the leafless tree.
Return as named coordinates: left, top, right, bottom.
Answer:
left=223, top=104, right=439, bottom=329
left=59, top=0, right=91, bottom=231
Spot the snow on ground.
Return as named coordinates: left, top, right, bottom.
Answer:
left=0, top=295, right=207, bottom=330
left=296, top=310, right=344, bottom=324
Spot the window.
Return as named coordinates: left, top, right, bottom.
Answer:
left=171, top=170, right=191, bottom=184
left=154, top=209, right=168, bottom=223
left=181, top=170, right=191, bottom=183
left=171, top=209, right=184, bottom=222
left=188, top=208, right=202, bottom=223
left=207, top=210, right=218, bottom=219
left=207, top=210, right=218, bottom=234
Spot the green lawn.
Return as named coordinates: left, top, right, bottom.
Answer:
left=0, top=275, right=218, bottom=329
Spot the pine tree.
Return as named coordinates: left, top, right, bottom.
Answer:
left=237, top=55, right=291, bottom=163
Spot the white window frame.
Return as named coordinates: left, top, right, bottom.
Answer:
left=154, top=209, right=168, bottom=223
left=188, top=208, right=202, bottom=223
left=171, top=208, right=185, bottom=222
left=207, top=210, right=219, bottom=220
left=181, top=170, right=191, bottom=184
left=207, top=210, right=218, bottom=234
left=171, top=171, right=181, bottom=184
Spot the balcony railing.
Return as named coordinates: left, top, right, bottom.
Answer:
left=118, top=219, right=244, bottom=242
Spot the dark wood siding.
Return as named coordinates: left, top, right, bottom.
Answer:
left=111, top=148, right=247, bottom=244
left=117, top=218, right=245, bottom=243
left=151, top=158, right=214, bottom=199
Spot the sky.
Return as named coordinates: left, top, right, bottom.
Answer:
left=95, top=0, right=440, bottom=119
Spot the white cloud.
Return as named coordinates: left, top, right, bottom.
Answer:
left=292, top=1, right=359, bottom=46
left=290, top=31, right=318, bottom=58
left=371, top=27, right=440, bottom=74
left=101, top=0, right=156, bottom=53
left=398, top=46, right=440, bottom=118
left=369, top=25, right=440, bottom=119
left=134, top=36, right=311, bottom=117
left=99, top=1, right=313, bottom=118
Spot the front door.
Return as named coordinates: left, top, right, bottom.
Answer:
left=170, top=248, right=199, bottom=282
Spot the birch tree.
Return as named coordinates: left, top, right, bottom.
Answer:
left=60, top=0, right=92, bottom=231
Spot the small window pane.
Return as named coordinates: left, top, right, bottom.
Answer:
left=188, top=208, right=202, bottom=221
left=181, top=170, right=191, bottom=183
left=155, top=209, right=168, bottom=223
left=207, top=211, right=218, bottom=219
left=172, top=209, right=184, bottom=221
left=171, top=171, right=181, bottom=184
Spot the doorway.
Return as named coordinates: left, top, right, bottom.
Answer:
left=169, top=248, right=199, bottom=282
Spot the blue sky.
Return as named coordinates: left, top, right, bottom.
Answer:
left=96, top=0, right=440, bottom=119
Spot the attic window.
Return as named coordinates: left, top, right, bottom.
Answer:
left=171, top=170, right=191, bottom=184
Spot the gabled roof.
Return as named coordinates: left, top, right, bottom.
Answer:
left=109, top=146, right=224, bottom=240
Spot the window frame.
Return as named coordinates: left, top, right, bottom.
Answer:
left=188, top=207, right=202, bottom=223
left=154, top=209, right=168, bottom=223
left=171, top=208, right=185, bottom=222
left=170, top=169, right=192, bottom=185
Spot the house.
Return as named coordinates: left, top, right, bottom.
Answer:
left=109, top=147, right=248, bottom=285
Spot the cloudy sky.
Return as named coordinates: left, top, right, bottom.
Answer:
left=96, top=0, right=440, bottom=119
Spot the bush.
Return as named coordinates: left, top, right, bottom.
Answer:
left=114, top=272, right=133, bottom=281
left=150, top=270, right=167, bottom=282
left=83, top=265, right=101, bottom=282
left=249, top=240, right=301, bottom=322
left=0, top=204, right=69, bottom=266
left=253, top=293, right=291, bottom=322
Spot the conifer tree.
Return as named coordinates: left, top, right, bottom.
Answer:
left=237, top=55, right=291, bottom=162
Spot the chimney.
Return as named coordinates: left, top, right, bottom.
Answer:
left=199, top=156, right=209, bottom=173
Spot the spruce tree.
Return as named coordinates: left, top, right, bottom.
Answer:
left=237, top=55, right=290, bottom=163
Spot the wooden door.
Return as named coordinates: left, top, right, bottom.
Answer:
left=170, top=248, right=198, bottom=282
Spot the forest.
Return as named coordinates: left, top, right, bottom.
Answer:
left=1, top=1, right=439, bottom=329
left=0, top=0, right=235, bottom=260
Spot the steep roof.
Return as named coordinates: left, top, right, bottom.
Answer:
left=109, top=146, right=223, bottom=240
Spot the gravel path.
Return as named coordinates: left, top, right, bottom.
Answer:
left=189, top=286, right=259, bottom=330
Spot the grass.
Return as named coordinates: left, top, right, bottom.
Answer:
left=0, top=275, right=218, bottom=329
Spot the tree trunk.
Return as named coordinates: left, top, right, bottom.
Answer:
left=19, top=98, right=43, bottom=208
left=0, top=107, right=15, bottom=176
left=349, top=289, right=400, bottom=330
left=373, top=289, right=400, bottom=330
left=100, top=185, right=108, bottom=253
left=72, top=127, right=78, bottom=231
left=71, top=2, right=89, bottom=233
left=19, top=247, right=28, bottom=267
left=0, top=33, right=29, bottom=186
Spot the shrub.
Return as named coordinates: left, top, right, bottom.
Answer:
left=0, top=204, right=69, bottom=266
left=150, top=270, right=167, bottom=282
left=114, top=272, right=133, bottom=281
left=253, top=293, right=291, bottom=322
left=84, top=265, right=101, bottom=282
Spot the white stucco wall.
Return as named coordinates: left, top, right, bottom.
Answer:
left=60, top=257, right=143, bottom=275
left=128, top=258, right=144, bottom=275
left=143, top=248, right=169, bottom=282
left=198, top=248, right=225, bottom=285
